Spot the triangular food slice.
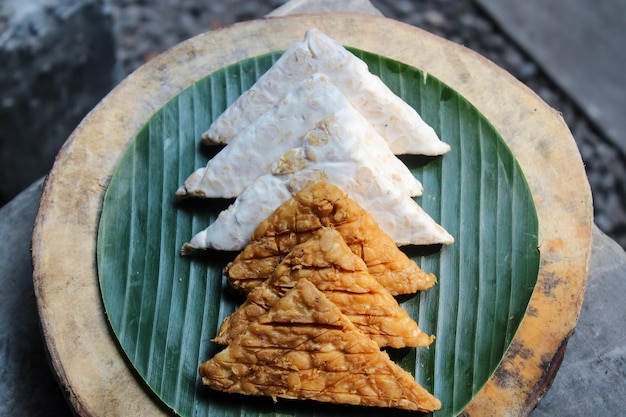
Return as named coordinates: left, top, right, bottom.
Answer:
left=215, top=228, right=434, bottom=349
left=225, top=182, right=436, bottom=295
left=183, top=112, right=454, bottom=251
left=177, top=73, right=347, bottom=199
left=199, top=279, right=441, bottom=412
left=203, top=28, right=450, bottom=156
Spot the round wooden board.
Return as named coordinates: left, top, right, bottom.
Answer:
left=32, top=13, right=593, bottom=417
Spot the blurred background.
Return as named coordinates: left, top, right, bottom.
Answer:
left=1, top=0, right=625, bottom=248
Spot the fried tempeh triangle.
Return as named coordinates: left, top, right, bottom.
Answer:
left=225, top=182, right=436, bottom=296
left=202, top=28, right=450, bottom=156
left=215, top=228, right=434, bottom=349
left=199, top=279, right=441, bottom=412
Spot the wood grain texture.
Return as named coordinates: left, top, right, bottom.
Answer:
left=31, top=13, right=592, bottom=417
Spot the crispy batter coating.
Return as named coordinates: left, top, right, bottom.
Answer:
left=215, top=227, right=434, bottom=348
left=199, top=279, right=441, bottom=412
left=225, top=182, right=436, bottom=295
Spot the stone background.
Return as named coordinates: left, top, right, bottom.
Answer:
left=0, top=0, right=118, bottom=203
left=2, top=0, right=625, bottom=248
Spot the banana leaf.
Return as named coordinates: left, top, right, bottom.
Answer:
left=97, top=49, right=539, bottom=417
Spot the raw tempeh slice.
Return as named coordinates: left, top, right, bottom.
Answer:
left=203, top=28, right=450, bottom=156
left=199, top=278, right=441, bottom=412
left=177, top=73, right=421, bottom=199
left=214, top=227, right=434, bottom=348
left=177, top=73, right=338, bottom=199
left=183, top=114, right=453, bottom=251
left=224, top=182, right=437, bottom=296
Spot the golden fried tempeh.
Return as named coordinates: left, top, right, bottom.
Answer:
left=199, top=279, right=441, bottom=412
left=215, top=227, right=434, bottom=348
left=225, top=182, right=436, bottom=295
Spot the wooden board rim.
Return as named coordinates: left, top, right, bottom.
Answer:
left=31, top=13, right=593, bottom=417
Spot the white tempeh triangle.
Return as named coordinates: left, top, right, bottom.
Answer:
left=203, top=28, right=450, bottom=156
left=178, top=73, right=420, bottom=199
left=178, top=73, right=339, bottom=198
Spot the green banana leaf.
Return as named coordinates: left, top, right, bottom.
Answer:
left=97, top=48, right=539, bottom=417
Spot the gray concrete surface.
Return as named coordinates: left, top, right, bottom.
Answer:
left=0, top=0, right=118, bottom=206
left=0, top=178, right=70, bottom=417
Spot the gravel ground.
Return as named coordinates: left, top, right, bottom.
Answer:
left=108, top=0, right=626, bottom=248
